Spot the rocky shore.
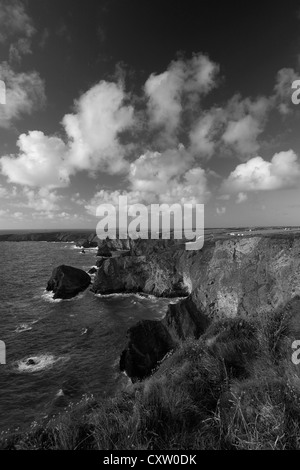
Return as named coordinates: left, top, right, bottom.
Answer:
left=45, top=230, right=300, bottom=380
left=3, top=230, right=300, bottom=450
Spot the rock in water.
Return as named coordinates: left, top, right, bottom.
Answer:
left=120, top=320, right=175, bottom=382
left=46, top=265, right=91, bottom=299
left=88, top=267, right=97, bottom=275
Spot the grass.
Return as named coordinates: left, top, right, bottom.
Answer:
left=2, top=310, right=300, bottom=450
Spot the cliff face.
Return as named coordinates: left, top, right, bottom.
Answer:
left=114, top=234, right=300, bottom=379
left=165, top=235, right=300, bottom=339
left=92, top=250, right=190, bottom=297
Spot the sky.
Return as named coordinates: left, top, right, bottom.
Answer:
left=1, top=0, right=300, bottom=230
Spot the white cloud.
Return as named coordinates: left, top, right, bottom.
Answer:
left=129, top=146, right=193, bottom=194
left=64, top=81, right=135, bottom=175
left=0, top=80, right=135, bottom=188
left=236, top=192, right=248, bottom=204
left=0, top=62, right=45, bottom=128
left=159, top=167, right=209, bottom=205
left=222, top=95, right=270, bottom=157
left=223, top=150, right=300, bottom=192
left=189, top=112, right=217, bottom=158
left=1, top=131, right=69, bottom=188
left=145, top=54, right=219, bottom=141
left=23, top=187, right=61, bottom=212
left=0, top=185, right=8, bottom=198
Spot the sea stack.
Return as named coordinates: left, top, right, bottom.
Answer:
left=46, top=265, right=91, bottom=299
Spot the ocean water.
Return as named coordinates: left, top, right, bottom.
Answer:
left=0, top=241, right=174, bottom=433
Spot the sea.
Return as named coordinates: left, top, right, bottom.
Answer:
left=0, top=240, right=175, bottom=433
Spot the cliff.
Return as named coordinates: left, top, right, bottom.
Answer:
left=0, top=231, right=98, bottom=247
left=103, top=233, right=300, bottom=378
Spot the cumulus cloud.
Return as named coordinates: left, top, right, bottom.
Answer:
left=0, top=81, right=134, bottom=187
left=0, top=62, right=45, bottom=128
left=223, top=150, right=300, bottom=192
left=145, top=53, right=219, bottom=142
left=159, top=167, right=209, bottom=205
left=1, top=131, right=69, bottom=188
left=23, top=187, right=61, bottom=212
left=189, top=111, right=218, bottom=158
left=0, top=185, right=8, bottom=198
left=64, top=81, right=135, bottom=175
left=236, top=192, right=248, bottom=204
left=221, top=95, right=270, bottom=157
left=129, top=146, right=193, bottom=193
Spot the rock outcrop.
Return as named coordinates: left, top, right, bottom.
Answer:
left=92, top=252, right=190, bottom=297
left=115, top=233, right=300, bottom=380
left=46, top=265, right=91, bottom=299
left=120, top=320, right=175, bottom=381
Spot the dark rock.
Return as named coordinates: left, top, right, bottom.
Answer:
left=97, top=245, right=112, bottom=257
left=120, top=320, right=175, bottom=382
left=46, top=265, right=91, bottom=299
left=26, top=358, right=36, bottom=366
left=163, top=295, right=210, bottom=341
left=92, top=256, right=147, bottom=294
left=88, top=267, right=97, bottom=275
left=96, top=237, right=132, bottom=256
left=92, top=252, right=190, bottom=297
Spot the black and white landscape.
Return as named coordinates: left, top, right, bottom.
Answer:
left=1, top=0, right=300, bottom=453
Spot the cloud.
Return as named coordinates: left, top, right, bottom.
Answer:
left=129, top=145, right=209, bottom=204
left=0, top=185, right=8, bottom=198
left=274, top=68, right=298, bottom=115
left=189, top=111, right=218, bottom=158
left=23, top=187, right=61, bottom=212
left=223, top=150, right=300, bottom=192
left=0, top=1, right=36, bottom=64
left=86, top=160, right=209, bottom=216
left=216, top=206, right=226, bottom=215
left=129, top=146, right=193, bottom=193
left=64, top=81, right=135, bottom=175
left=0, top=62, right=45, bottom=128
left=236, top=192, right=248, bottom=204
left=9, top=37, right=32, bottom=65
left=159, top=167, right=209, bottom=205
left=0, top=0, right=35, bottom=43
left=0, top=80, right=135, bottom=187
left=1, top=131, right=69, bottom=188
left=221, top=95, right=270, bottom=157
left=144, top=54, right=219, bottom=143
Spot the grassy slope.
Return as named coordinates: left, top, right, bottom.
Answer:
left=2, top=302, right=300, bottom=450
